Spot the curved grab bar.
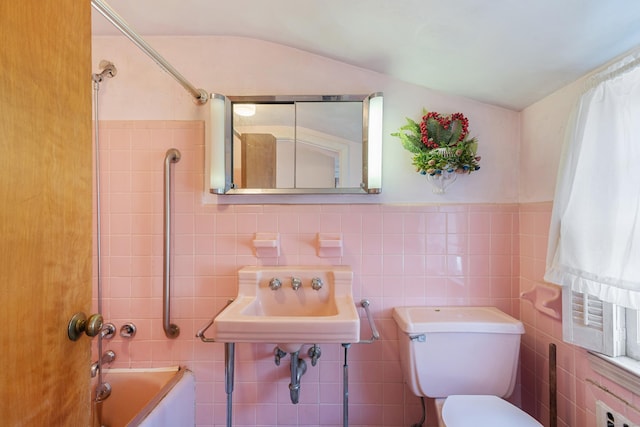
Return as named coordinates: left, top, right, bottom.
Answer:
left=163, top=148, right=181, bottom=338
left=358, top=299, right=380, bottom=344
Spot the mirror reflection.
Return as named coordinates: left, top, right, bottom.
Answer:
left=226, top=94, right=374, bottom=194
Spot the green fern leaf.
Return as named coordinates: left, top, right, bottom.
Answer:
left=448, top=120, right=463, bottom=146
left=426, top=118, right=439, bottom=145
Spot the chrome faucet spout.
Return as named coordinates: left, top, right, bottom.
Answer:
left=90, top=361, right=99, bottom=378
left=90, top=350, right=117, bottom=377
left=102, top=349, right=116, bottom=364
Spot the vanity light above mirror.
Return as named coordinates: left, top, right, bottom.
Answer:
left=206, top=93, right=383, bottom=195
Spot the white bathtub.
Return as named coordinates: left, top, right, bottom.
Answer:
left=92, top=366, right=195, bottom=427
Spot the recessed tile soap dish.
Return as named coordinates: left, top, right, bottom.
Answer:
left=317, top=233, right=343, bottom=257
left=252, top=232, right=280, bottom=258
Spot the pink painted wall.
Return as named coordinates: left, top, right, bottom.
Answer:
left=94, top=120, right=521, bottom=426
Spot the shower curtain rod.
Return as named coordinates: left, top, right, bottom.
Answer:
left=91, top=0, right=209, bottom=105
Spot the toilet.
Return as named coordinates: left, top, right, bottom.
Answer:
left=392, top=306, right=542, bottom=427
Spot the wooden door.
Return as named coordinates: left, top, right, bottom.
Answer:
left=241, top=133, right=277, bottom=188
left=0, top=0, right=92, bottom=425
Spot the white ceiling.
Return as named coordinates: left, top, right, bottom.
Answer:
left=91, top=0, right=640, bottom=111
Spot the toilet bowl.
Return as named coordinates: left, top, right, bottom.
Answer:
left=392, top=306, right=542, bottom=427
left=443, top=395, right=541, bottom=427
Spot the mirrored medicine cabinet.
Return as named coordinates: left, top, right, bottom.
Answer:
left=207, top=93, right=383, bottom=195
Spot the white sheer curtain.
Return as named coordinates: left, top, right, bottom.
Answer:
left=545, top=52, right=640, bottom=309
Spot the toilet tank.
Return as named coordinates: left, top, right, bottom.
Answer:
left=393, top=306, right=525, bottom=399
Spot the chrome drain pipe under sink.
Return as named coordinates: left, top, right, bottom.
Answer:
left=274, top=347, right=312, bottom=404
left=288, top=351, right=307, bottom=404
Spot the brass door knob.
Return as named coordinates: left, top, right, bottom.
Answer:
left=67, top=312, right=104, bottom=341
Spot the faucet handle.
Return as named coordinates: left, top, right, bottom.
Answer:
left=291, top=277, right=302, bottom=290
left=100, top=323, right=116, bottom=339
left=311, top=277, right=323, bottom=291
left=269, top=277, right=282, bottom=290
left=120, top=323, right=137, bottom=338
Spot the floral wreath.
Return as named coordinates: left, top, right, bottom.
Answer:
left=392, top=109, right=481, bottom=176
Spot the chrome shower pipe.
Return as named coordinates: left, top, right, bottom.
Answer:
left=91, top=0, right=209, bottom=105
left=92, top=64, right=115, bottom=403
left=92, top=62, right=115, bottom=317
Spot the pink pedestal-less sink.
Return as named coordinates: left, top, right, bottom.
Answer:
left=211, top=266, right=360, bottom=352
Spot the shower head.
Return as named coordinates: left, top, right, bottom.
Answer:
left=92, top=60, right=117, bottom=83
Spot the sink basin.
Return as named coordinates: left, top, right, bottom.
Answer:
left=211, top=265, right=360, bottom=350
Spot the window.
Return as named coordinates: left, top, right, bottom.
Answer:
left=626, top=309, right=640, bottom=360
left=564, top=288, right=640, bottom=389
left=568, top=291, right=640, bottom=394
left=548, top=51, right=640, bottom=364
left=563, top=288, right=625, bottom=357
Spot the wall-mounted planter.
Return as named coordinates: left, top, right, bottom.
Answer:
left=392, top=110, right=481, bottom=195
left=426, top=170, right=458, bottom=194
left=253, top=233, right=280, bottom=258
left=521, top=282, right=562, bottom=320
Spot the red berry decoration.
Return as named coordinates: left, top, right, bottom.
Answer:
left=392, top=108, right=481, bottom=179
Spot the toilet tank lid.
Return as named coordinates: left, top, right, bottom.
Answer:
left=392, top=306, right=525, bottom=334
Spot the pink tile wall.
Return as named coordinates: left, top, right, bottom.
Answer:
left=519, top=203, right=640, bottom=427
left=94, top=120, right=521, bottom=427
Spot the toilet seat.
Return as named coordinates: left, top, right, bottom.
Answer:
left=442, top=395, right=542, bottom=427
